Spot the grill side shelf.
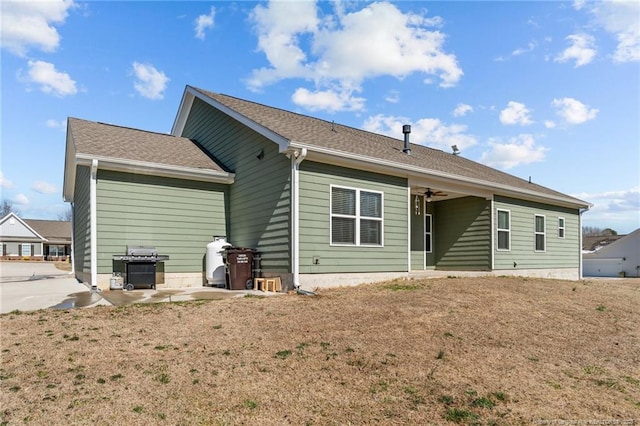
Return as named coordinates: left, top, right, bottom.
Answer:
left=112, top=255, right=170, bottom=262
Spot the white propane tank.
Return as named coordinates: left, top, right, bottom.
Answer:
left=206, top=236, right=232, bottom=286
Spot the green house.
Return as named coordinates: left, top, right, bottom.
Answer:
left=63, top=85, right=591, bottom=290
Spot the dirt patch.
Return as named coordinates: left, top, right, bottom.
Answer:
left=1, top=276, right=639, bottom=425
left=53, top=261, right=72, bottom=272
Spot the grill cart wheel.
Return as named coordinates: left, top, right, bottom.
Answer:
left=125, top=283, right=134, bottom=291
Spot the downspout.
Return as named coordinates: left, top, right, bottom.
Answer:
left=291, top=148, right=307, bottom=288
left=90, top=159, right=98, bottom=289
left=69, top=202, right=75, bottom=275
left=490, top=197, right=495, bottom=271
left=578, top=206, right=589, bottom=279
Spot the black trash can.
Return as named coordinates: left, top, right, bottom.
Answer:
left=225, top=248, right=257, bottom=290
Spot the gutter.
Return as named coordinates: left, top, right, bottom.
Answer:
left=290, top=147, right=308, bottom=289
left=289, top=142, right=591, bottom=210
left=90, top=159, right=98, bottom=288
left=76, top=154, right=235, bottom=184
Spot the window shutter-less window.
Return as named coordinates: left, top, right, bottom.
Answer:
left=332, top=187, right=356, bottom=244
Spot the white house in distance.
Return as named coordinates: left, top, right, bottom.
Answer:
left=583, top=228, right=640, bottom=278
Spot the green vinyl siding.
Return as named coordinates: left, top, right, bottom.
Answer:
left=181, top=98, right=291, bottom=272
left=96, top=170, right=227, bottom=274
left=73, top=165, right=91, bottom=276
left=298, top=161, right=408, bottom=274
left=493, top=196, right=580, bottom=270
left=433, top=197, right=491, bottom=270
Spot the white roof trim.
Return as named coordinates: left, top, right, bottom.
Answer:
left=171, top=85, right=590, bottom=210
left=288, top=142, right=591, bottom=209
left=0, top=212, right=47, bottom=241
left=75, top=154, right=235, bottom=184
left=172, top=86, right=291, bottom=153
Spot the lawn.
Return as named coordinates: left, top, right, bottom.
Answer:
left=1, top=276, right=638, bottom=425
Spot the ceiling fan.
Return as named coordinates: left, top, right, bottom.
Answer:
left=424, top=188, right=448, bottom=202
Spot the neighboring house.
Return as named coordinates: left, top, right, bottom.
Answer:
left=583, top=229, right=640, bottom=278
left=63, top=85, right=591, bottom=290
left=0, top=213, right=71, bottom=261
left=582, top=234, right=624, bottom=252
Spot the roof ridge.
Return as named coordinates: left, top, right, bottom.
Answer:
left=193, top=87, right=568, bottom=196
left=192, top=86, right=445, bottom=152
left=69, top=117, right=177, bottom=139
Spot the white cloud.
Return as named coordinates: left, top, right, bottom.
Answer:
left=0, top=171, right=14, bottom=189
left=291, top=87, right=365, bottom=112
left=249, top=1, right=462, bottom=111
left=453, top=103, right=473, bottom=117
left=573, top=0, right=587, bottom=11
left=385, top=90, right=400, bottom=104
left=194, top=6, right=215, bottom=40
left=0, top=0, right=75, bottom=56
left=132, top=62, right=169, bottom=100
left=45, top=118, right=66, bottom=131
left=512, top=41, right=537, bottom=56
left=32, top=181, right=57, bottom=194
left=480, top=134, right=548, bottom=170
left=500, top=101, right=533, bottom=126
left=588, top=0, right=640, bottom=63
left=362, top=114, right=477, bottom=151
left=555, top=33, right=597, bottom=67
left=544, top=120, right=556, bottom=129
left=25, top=60, right=77, bottom=97
left=552, top=97, right=598, bottom=124
left=574, top=187, right=640, bottom=232
left=14, top=193, right=30, bottom=206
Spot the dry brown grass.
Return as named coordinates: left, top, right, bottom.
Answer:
left=1, top=276, right=639, bottom=425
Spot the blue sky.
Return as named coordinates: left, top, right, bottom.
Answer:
left=1, top=0, right=639, bottom=233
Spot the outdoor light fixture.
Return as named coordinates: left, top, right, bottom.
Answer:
left=414, top=194, right=420, bottom=215
left=425, top=188, right=433, bottom=203
left=257, top=149, right=264, bottom=160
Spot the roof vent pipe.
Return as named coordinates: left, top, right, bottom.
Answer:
left=402, top=124, right=411, bottom=155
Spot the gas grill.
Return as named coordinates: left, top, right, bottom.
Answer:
left=112, top=246, right=170, bottom=291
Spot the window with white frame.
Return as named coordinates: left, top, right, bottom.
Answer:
left=331, top=186, right=383, bottom=246
left=558, top=217, right=565, bottom=238
left=535, top=214, right=546, bottom=252
left=21, top=243, right=31, bottom=257
left=425, top=213, right=433, bottom=253
left=497, top=209, right=510, bottom=250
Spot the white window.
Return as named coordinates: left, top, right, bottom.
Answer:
left=21, top=243, right=31, bottom=257
left=497, top=209, right=510, bottom=251
left=425, top=214, right=433, bottom=253
left=558, top=217, right=565, bottom=238
left=331, top=186, right=383, bottom=246
left=535, top=214, right=546, bottom=252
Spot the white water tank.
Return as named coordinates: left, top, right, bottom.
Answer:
left=206, top=236, right=232, bottom=286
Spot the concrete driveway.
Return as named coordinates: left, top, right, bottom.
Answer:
left=0, top=261, right=109, bottom=314
left=0, top=261, right=277, bottom=314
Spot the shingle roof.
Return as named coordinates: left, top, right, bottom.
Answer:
left=68, top=117, right=226, bottom=173
left=23, top=220, right=71, bottom=243
left=192, top=86, right=588, bottom=207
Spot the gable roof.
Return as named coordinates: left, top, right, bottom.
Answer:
left=24, top=219, right=71, bottom=244
left=0, top=213, right=46, bottom=241
left=584, top=228, right=640, bottom=257
left=582, top=234, right=625, bottom=252
left=174, top=86, right=589, bottom=209
left=64, top=118, right=234, bottom=201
